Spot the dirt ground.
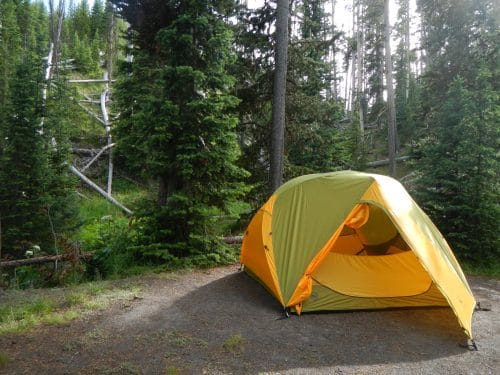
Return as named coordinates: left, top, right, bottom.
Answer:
left=0, top=265, right=499, bottom=374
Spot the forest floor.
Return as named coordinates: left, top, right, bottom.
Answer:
left=0, top=265, right=499, bottom=374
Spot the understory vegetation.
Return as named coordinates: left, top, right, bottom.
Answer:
left=0, top=0, right=498, bottom=292
left=0, top=275, right=143, bottom=334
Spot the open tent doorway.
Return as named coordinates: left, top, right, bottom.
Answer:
left=307, top=202, right=448, bottom=311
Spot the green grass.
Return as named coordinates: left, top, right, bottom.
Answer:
left=223, top=334, right=244, bottom=353
left=0, top=351, right=9, bottom=367
left=0, top=280, right=142, bottom=335
left=162, top=330, right=208, bottom=348
left=165, top=366, right=181, bottom=375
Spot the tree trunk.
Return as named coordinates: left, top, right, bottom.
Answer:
left=158, top=175, right=168, bottom=207
left=349, top=0, right=357, bottom=114
left=356, top=1, right=364, bottom=135
left=0, top=253, right=94, bottom=268
left=270, top=0, right=289, bottom=193
left=404, top=0, right=410, bottom=100
left=384, top=0, right=397, bottom=177
left=330, top=0, right=337, bottom=99
left=52, top=0, right=65, bottom=74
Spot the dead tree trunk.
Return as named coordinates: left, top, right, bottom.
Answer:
left=70, top=165, right=132, bottom=214
left=106, top=10, right=116, bottom=195
left=0, top=253, right=94, bottom=268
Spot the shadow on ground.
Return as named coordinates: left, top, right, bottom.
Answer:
left=141, top=270, right=467, bottom=373
left=1, top=267, right=483, bottom=374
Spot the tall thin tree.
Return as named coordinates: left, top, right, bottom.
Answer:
left=383, top=0, right=397, bottom=176
left=270, top=0, right=289, bottom=192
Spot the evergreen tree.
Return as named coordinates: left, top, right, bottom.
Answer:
left=113, top=0, right=247, bottom=258
left=393, top=0, right=416, bottom=145
left=90, top=0, right=106, bottom=36
left=0, top=0, right=22, bottom=111
left=0, top=57, right=49, bottom=257
left=44, top=78, right=80, bottom=241
left=233, top=1, right=350, bottom=202
left=363, top=0, right=385, bottom=124
left=73, top=32, right=96, bottom=73
left=286, top=0, right=349, bottom=177
left=415, top=0, right=499, bottom=265
left=415, top=75, right=499, bottom=264
left=0, top=1, right=79, bottom=258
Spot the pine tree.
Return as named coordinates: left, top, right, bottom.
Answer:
left=394, top=0, right=416, bottom=144
left=0, top=1, right=80, bottom=258
left=44, top=78, right=80, bottom=241
left=113, top=0, right=247, bottom=258
left=415, top=75, right=499, bottom=264
left=0, top=0, right=22, bottom=111
left=286, top=0, right=349, bottom=176
left=415, top=0, right=499, bottom=265
left=363, top=0, right=385, bottom=124
left=0, top=57, right=49, bottom=257
left=233, top=1, right=349, bottom=201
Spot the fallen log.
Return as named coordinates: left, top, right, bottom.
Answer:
left=365, top=155, right=412, bottom=168
left=70, top=165, right=133, bottom=215
left=72, top=147, right=100, bottom=156
left=223, top=235, right=243, bottom=244
left=68, top=79, right=116, bottom=83
left=0, top=253, right=94, bottom=268
left=1, top=236, right=244, bottom=268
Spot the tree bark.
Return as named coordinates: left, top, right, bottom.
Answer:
left=0, top=213, right=2, bottom=260
left=270, top=0, right=289, bottom=193
left=384, top=0, right=398, bottom=177
left=158, top=175, right=168, bottom=207
left=356, top=1, right=365, bottom=135
left=348, top=0, right=357, bottom=114
left=330, top=0, right=337, bottom=99
left=365, top=155, right=411, bottom=167
left=404, top=0, right=410, bottom=100
left=0, top=253, right=94, bottom=268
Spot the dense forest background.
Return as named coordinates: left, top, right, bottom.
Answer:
left=0, top=0, right=498, bottom=288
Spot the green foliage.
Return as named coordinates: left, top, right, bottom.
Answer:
left=233, top=2, right=351, bottom=203
left=0, top=56, right=49, bottom=257
left=0, top=2, right=79, bottom=260
left=113, top=0, right=248, bottom=258
left=44, top=77, right=80, bottom=240
left=415, top=75, right=499, bottom=265
left=414, top=0, right=499, bottom=266
left=13, top=266, right=45, bottom=289
left=363, top=0, right=385, bottom=116
left=73, top=32, right=98, bottom=73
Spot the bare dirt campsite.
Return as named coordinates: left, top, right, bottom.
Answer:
left=0, top=265, right=498, bottom=374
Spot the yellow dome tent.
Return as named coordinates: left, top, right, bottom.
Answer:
left=240, top=171, right=476, bottom=338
